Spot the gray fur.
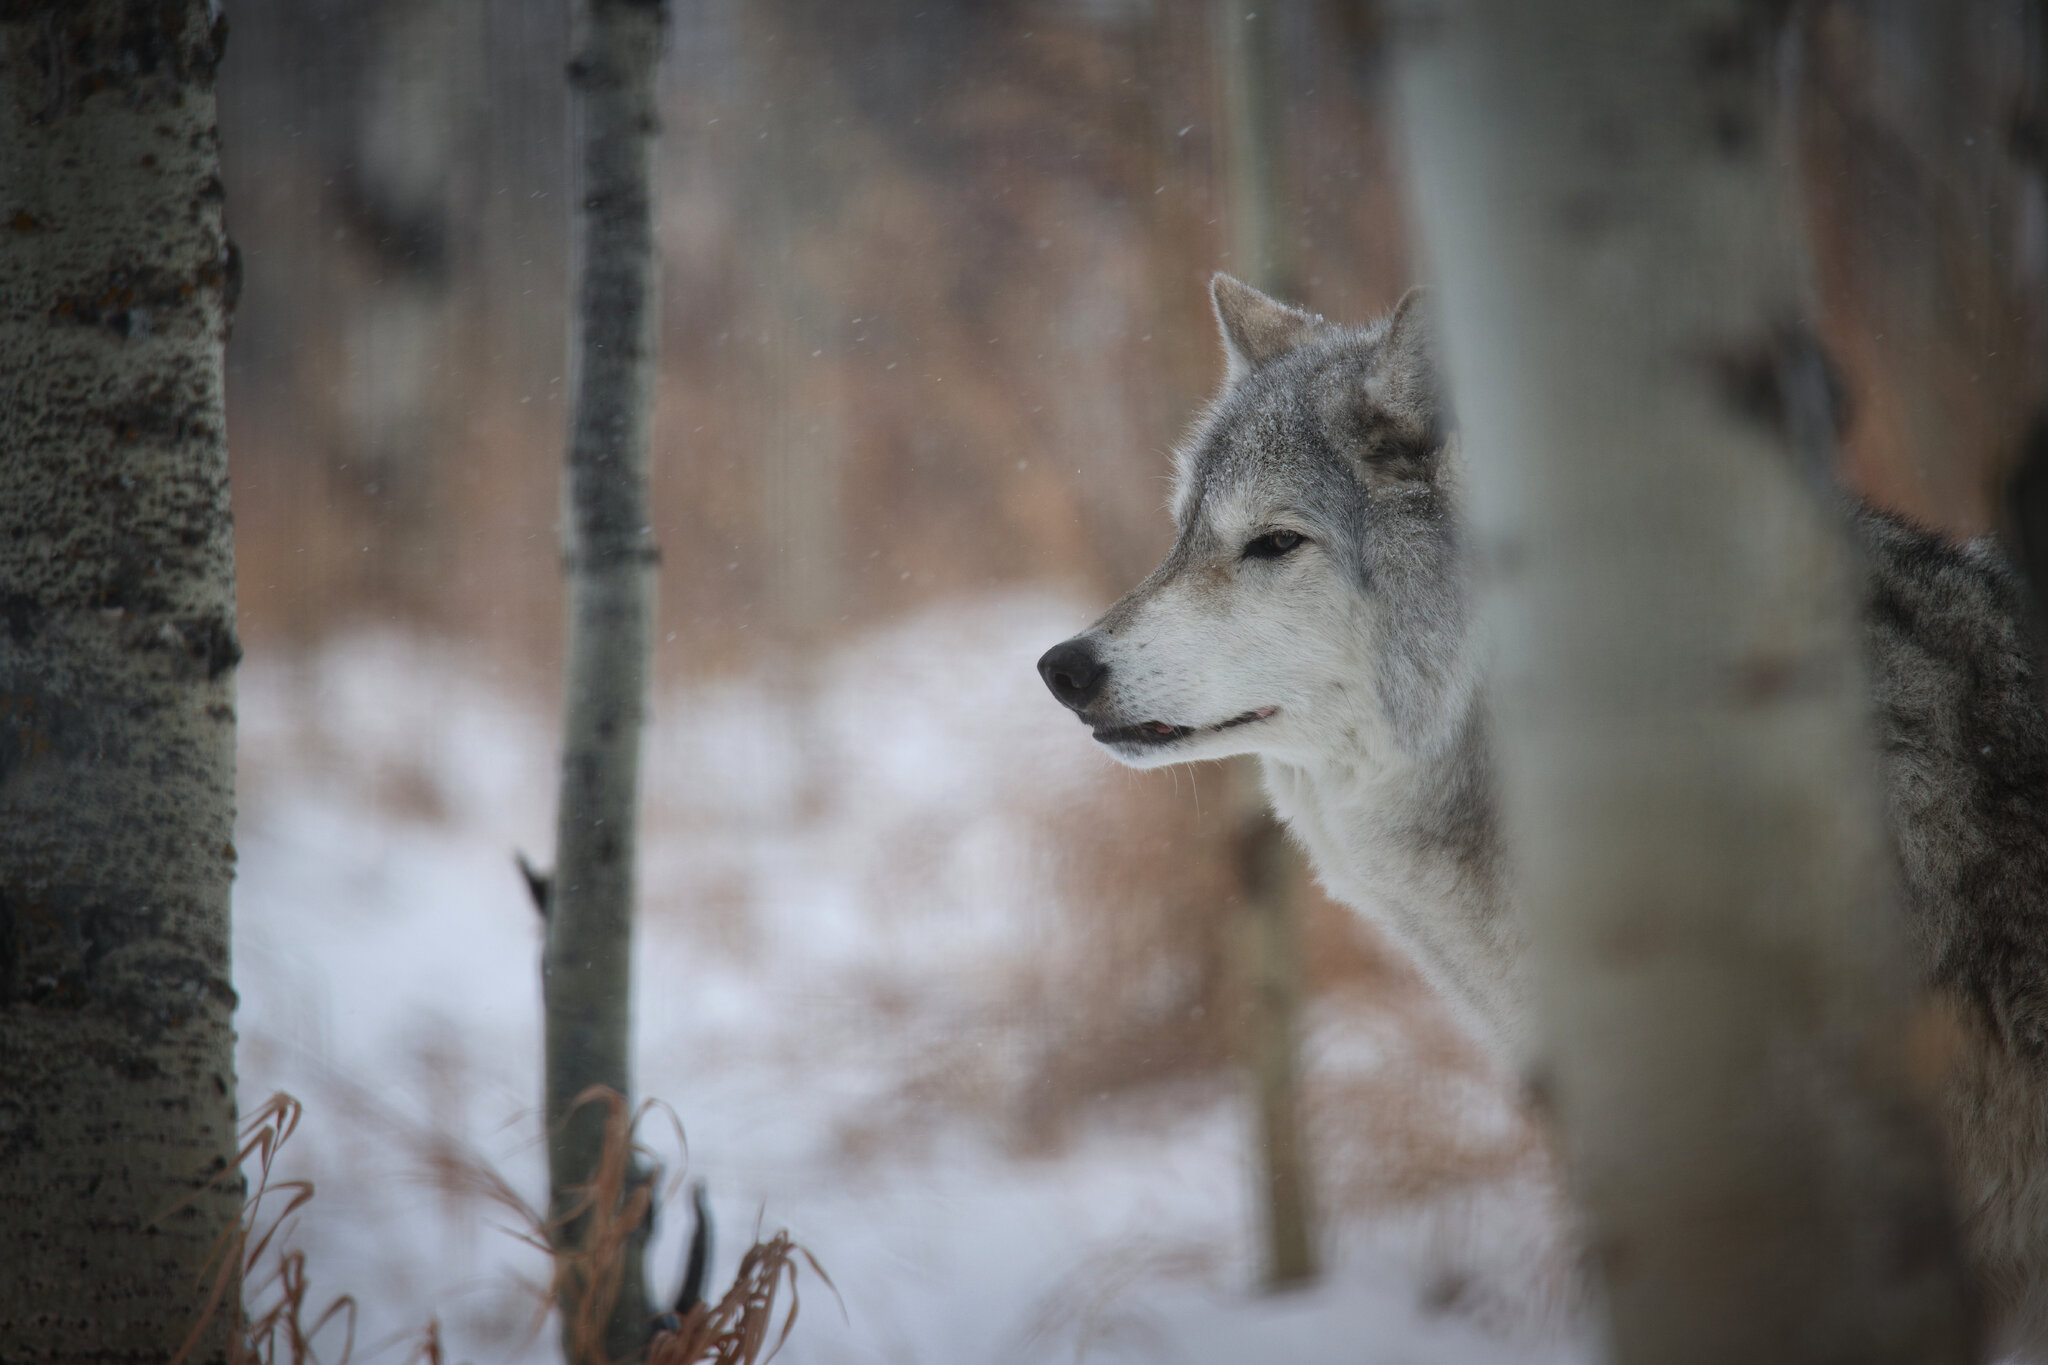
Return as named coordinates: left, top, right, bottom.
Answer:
left=1039, top=275, right=2048, bottom=1351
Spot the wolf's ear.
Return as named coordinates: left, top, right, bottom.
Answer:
left=1367, top=287, right=1434, bottom=416
left=1212, top=273, right=1325, bottom=384
left=1327, top=287, right=1445, bottom=481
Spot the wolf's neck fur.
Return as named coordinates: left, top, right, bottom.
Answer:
left=1259, top=699, right=1531, bottom=1057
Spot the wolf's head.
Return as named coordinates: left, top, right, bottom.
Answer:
left=1038, top=275, right=1474, bottom=773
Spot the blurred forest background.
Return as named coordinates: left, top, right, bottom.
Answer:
left=214, top=1, right=2048, bottom=1361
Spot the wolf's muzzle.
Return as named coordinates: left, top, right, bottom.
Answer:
left=1037, top=637, right=1106, bottom=711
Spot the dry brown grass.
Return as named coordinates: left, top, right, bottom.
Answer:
left=167, top=1091, right=359, bottom=1365
left=164, top=1085, right=828, bottom=1365
left=645, top=1230, right=835, bottom=1365
left=397, top=1081, right=831, bottom=1365
left=547, top=1087, right=658, bottom=1364
left=533, top=1088, right=834, bottom=1365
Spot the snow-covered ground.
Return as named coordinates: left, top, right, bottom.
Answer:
left=232, top=595, right=1589, bottom=1364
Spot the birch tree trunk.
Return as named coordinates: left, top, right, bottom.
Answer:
left=0, top=4, right=243, bottom=1360
left=1389, top=1, right=1977, bottom=1357
left=1213, top=0, right=1319, bottom=1291
left=543, top=1, right=664, bottom=1361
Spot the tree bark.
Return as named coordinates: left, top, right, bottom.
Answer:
left=543, top=1, right=664, bottom=1361
left=339, top=0, right=470, bottom=604
left=1389, top=1, right=1977, bottom=1358
left=0, top=4, right=243, bottom=1361
left=1231, top=803, right=1318, bottom=1289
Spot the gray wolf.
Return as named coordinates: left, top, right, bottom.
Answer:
left=1037, top=275, right=2048, bottom=1351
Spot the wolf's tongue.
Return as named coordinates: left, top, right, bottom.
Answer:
left=1149, top=722, right=1176, bottom=735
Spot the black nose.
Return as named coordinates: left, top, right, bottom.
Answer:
left=1038, top=638, right=1106, bottom=711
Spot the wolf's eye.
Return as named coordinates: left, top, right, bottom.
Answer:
left=1243, top=529, right=1304, bottom=560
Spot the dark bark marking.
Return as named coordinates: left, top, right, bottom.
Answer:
left=0, top=1094, right=32, bottom=1164
left=0, top=889, right=16, bottom=1009
left=3, top=594, right=39, bottom=644
left=49, top=254, right=233, bottom=339
left=1705, top=320, right=1850, bottom=470
left=96, top=541, right=172, bottom=615
left=1689, top=5, right=1786, bottom=159
left=1689, top=1, right=1792, bottom=77
left=179, top=614, right=240, bottom=679
left=1, top=882, right=174, bottom=1021
left=0, top=686, right=93, bottom=786
left=8, top=0, right=229, bottom=124
left=107, top=611, right=241, bottom=676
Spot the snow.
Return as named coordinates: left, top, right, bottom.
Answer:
left=232, top=595, right=1590, bottom=1363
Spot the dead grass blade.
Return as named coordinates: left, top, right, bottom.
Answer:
left=646, top=1228, right=840, bottom=1365
left=538, top=1086, right=835, bottom=1365
left=242, top=1248, right=359, bottom=1365
left=551, top=1086, right=659, bottom=1365
left=164, top=1077, right=822, bottom=1365
left=401, top=1318, right=447, bottom=1365
left=163, top=1091, right=359, bottom=1365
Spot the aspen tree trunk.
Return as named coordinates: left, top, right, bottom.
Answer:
left=0, top=4, right=243, bottom=1360
left=1213, top=0, right=1318, bottom=1291
left=542, top=1, right=664, bottom=1361
left=1389, top=1, right=1978, bottom=1357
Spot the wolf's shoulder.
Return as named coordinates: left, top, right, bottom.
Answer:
left=1858, top=507, right=2047, bottom=764
left=1857, top=506, right=2048, bottom=1056
left=1860, top=508, right=2037, bottom=665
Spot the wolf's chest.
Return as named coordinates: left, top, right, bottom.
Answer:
left=1262, top=755, right=1531, bottom=1054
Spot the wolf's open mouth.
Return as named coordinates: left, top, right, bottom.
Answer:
left=1093, top=706, right=1277, bottom=747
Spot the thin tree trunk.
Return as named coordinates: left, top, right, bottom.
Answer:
left=0, top=4, right=242, bottom=1360
left=341, top=0, right=469, bottom=604
left=1215, top=0, right=1296, bottom=296
left=543, top=1, right=664, bottom=1361
left=1390, top=1, right=1977, bottom=1358
left=1212, top=0, right=1319, bottom=1292
left=1231, top=801, right=1317, bottom=1289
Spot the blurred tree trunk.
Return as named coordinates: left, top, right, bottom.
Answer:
left=542, top=1, right=664, bottom=1361
left=1214, top=0, right=1319, bottom=1292
left=1391, top=0, right=1977, bottom=1358
left=739, top=4, right=847, bottom=645
left=340, top=0, right=473, bottom=603
left=0, top=4, right=243, bottom=1360
left=1217, top=0, right=1296, bottom=295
